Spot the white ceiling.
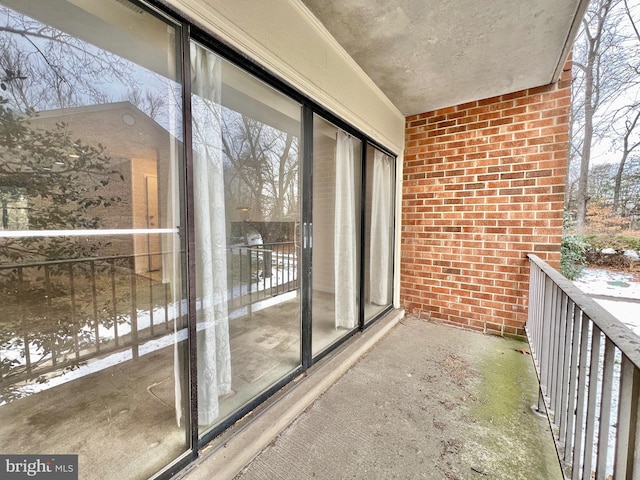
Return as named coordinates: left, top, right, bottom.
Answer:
left=301, top=0, right=588, bottom=116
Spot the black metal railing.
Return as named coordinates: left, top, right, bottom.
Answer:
left=0, top=253, right=177, bottom=393
left=0, top=242, right=299, bottom=395
left=226, top=242, right=299, bottom=311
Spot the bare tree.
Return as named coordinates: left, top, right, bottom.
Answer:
left=220, top=111, right=299, bottom=234
left=0, top=6, right=134, bottom=113
left=571, top=0, right=635, bottom=229
left=624, top=0, right=640, bottom=44
left=612, top=106, right=640, bottom=212
left=126, top=86, right=167, bottom=121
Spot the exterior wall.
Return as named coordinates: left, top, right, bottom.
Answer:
left=401, top=62, right=571, bottom=337
left=163, top=0, right=404, bottom=154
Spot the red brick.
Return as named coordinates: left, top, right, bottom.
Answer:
left=401, top=62, right=569, bottom=329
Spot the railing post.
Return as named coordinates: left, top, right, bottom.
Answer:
left=553, top=292, right=571, bottom=431
left=572, top=315, right=591, bottom=479
left=110, top=259, right=120, bottom=346
left=558, top=299, right=574, bottom=441
left=44, top=265, right=56, bottom=367
left=564, top=304, right=582, bottom=465
left=149, top=274, right=154, bottom=336
left=68, top=263, right=79, bottom=360
left=549, top=285, right=565, bottom=421
left=18, top=267, right=31, bottom=375
left=91, top=261, right=100, bottom=353
left=595, top=337, right=616, bottom=480
left=614, top=354, right=640, bottom=480
left=583, top=325, right=603, bottom=478
left=129, top=256, right=139, bottom=359
left=540, top=275, right=554, bottom=398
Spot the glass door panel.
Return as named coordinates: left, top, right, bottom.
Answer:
left=0, top=1, right=189, bottom=478
left=312, top=115, right=362, bottom=356
left=190, top=42, right=302, bottom=434
left=364, top=145, right=395, bottom=322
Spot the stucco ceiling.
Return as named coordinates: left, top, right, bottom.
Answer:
left=301, top=0, right=588, bottom=117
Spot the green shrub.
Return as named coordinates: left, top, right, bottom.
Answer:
left=561, top=233, right=588, bottom=280
left=616, top=235, right=640, bottom=251
left=582, top=232, right=640, bottom=253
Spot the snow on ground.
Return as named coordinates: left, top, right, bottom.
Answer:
left=1, top=260, right=298, bottom=405
left=573, top=268, right=640, bottom=337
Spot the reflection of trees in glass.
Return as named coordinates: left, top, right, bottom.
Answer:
left=0, top=97, right=122, bottom=262
left=0, top=5, right=145, bottom=393
left=0, top=6, right=134, bottom=112
left=0, top=6, right=183, bottom=260
left=190, top=82, right=299, bottom=245
left=221, top=110, right=299, bottom=243
left=0, top=186, right=28, bottom=230
left=0, top=6, right=177, bottom=124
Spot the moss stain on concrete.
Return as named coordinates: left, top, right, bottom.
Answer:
left=463, top=336, right=565, bottom=479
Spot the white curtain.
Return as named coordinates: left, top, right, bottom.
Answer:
left=190, top=42, right=232, bottom=426
left=167, top=130, right=184, bottom=427
left=160, top=37, right=186, bottom=427
left=370, top=150, right=392, bottom=305
left=334, top=130, right=357, bottom=329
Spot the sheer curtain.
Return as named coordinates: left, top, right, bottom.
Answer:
left=157, top=43, right=187, bottom=427
left=334, top=130, right=357, bottom=329
left=190, top=42, right=232, bottom=426
left=370, top=150, right=392, bottom=305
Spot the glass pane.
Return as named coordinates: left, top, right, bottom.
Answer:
left=312, top=116, right=362, bottom=355
left=190, top=42, right=302, bottom=433
left=364, top=145, right=395, bottom=322
left=0, top=1, right=189, bottom=478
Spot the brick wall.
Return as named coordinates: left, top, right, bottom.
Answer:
left=401, top=62, right=571, bottom=337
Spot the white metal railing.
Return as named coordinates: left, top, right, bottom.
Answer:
left=527, top=254, right=640, bottom=480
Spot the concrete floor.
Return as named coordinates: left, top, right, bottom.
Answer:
left=184, top=315, right=562, bottom=480
left=1, top=306, right=561, bottom=480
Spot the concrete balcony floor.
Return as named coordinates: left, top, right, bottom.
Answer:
left=182, top=315, right=562, bottom=480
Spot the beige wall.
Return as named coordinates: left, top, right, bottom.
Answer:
left=164, top=0, right=404, bottom=154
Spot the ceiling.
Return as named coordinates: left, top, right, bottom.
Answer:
left=301, top=0, right=588, bottom=117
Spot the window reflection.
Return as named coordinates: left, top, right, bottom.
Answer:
left=0, top=1, right=189, bottom=478
left=190, top=42, right=302, bottom=433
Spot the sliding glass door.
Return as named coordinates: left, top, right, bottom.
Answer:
left=190, top=41, right=302, bottom=434
left=311, top=115, right=362, bottom=355
left=364, top=145, right=395, bottom=322
left=0, top=1, right=189, bottom=478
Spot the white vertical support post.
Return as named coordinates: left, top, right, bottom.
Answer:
left=564, top=304, right=582, bottom=465
left=572, top=316, right=591, bottom=480
left=558, top=299, right=575, bottom=441
left=540, top=275, right=554, bottom=398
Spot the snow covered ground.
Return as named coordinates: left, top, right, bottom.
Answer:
left=0, top=257, right=298, bottom=405
left=573, top=268, right=640, bottom=337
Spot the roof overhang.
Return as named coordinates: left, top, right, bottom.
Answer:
left=301, top=0, right=588, bottom=116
